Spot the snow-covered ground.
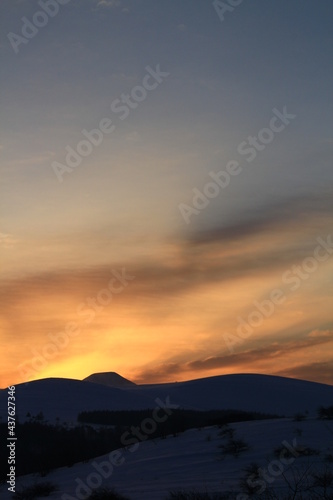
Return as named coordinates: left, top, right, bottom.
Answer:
left=1, top=417, right=332, bottom=499
left=1, top=373, right=332, bottom=499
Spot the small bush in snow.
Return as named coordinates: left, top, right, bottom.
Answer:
left=218, top=425, right=235, bottom=439
left=239, top=462, right=261, bottom=495
left=311, top=468, right=333, bottom=489
left=219, top=437, right=249, bottom=458
left=273, top=444, right=319, bottom=458
left=318, top=405, right=333, bottom=420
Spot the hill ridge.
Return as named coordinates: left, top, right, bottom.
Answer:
left=83, top=371, right=136, bottom=388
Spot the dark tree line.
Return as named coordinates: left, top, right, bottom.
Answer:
left=0, top=421, right=123, bottom=482
left=77, top=408, right=278, bottom=428
left=0, top=408, right=278, bottom=482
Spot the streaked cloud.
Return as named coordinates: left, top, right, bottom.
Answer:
left=96, top=0, right=121, bottom=8
left=134, top=330, right=333, bottom=384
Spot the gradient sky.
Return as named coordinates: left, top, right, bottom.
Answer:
left=1, top=0, right=332, bottom=388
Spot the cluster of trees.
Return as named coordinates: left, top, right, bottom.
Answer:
left=78, top=408, right=278, bottom=428
left=0, top=421, right=123, bottom=482
left=318, top=405, right=333, bottom=420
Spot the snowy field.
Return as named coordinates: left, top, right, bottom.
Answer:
left=1, top=373, right=332, bottom=499
left=1, top=417, right=332, bottom=499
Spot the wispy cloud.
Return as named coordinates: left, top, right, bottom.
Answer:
left=0, top=233, right=19, bottom=248
left=96, top=0, right=121, bottom=8
left=189, top=191, right=333, bottom=246
left=134, top=330, right=333, bottom=384
left=276, top=361, right=333, bottom=385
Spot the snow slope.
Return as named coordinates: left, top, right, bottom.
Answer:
left=1, top=418, right=332, bottom=499
left=126, top=373, right=333, bottom=416
left=1, top=373, right=332, bottom=423
left=0, top=378, right=156, bottom=424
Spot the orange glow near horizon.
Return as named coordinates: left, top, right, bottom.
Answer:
left=1, top=216, right=333, bottom=388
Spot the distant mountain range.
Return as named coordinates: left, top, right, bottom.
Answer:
left=1, top=372, right=332, bottom=424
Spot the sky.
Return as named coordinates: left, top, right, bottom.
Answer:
left=0, top=0, right=332, bottom=388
